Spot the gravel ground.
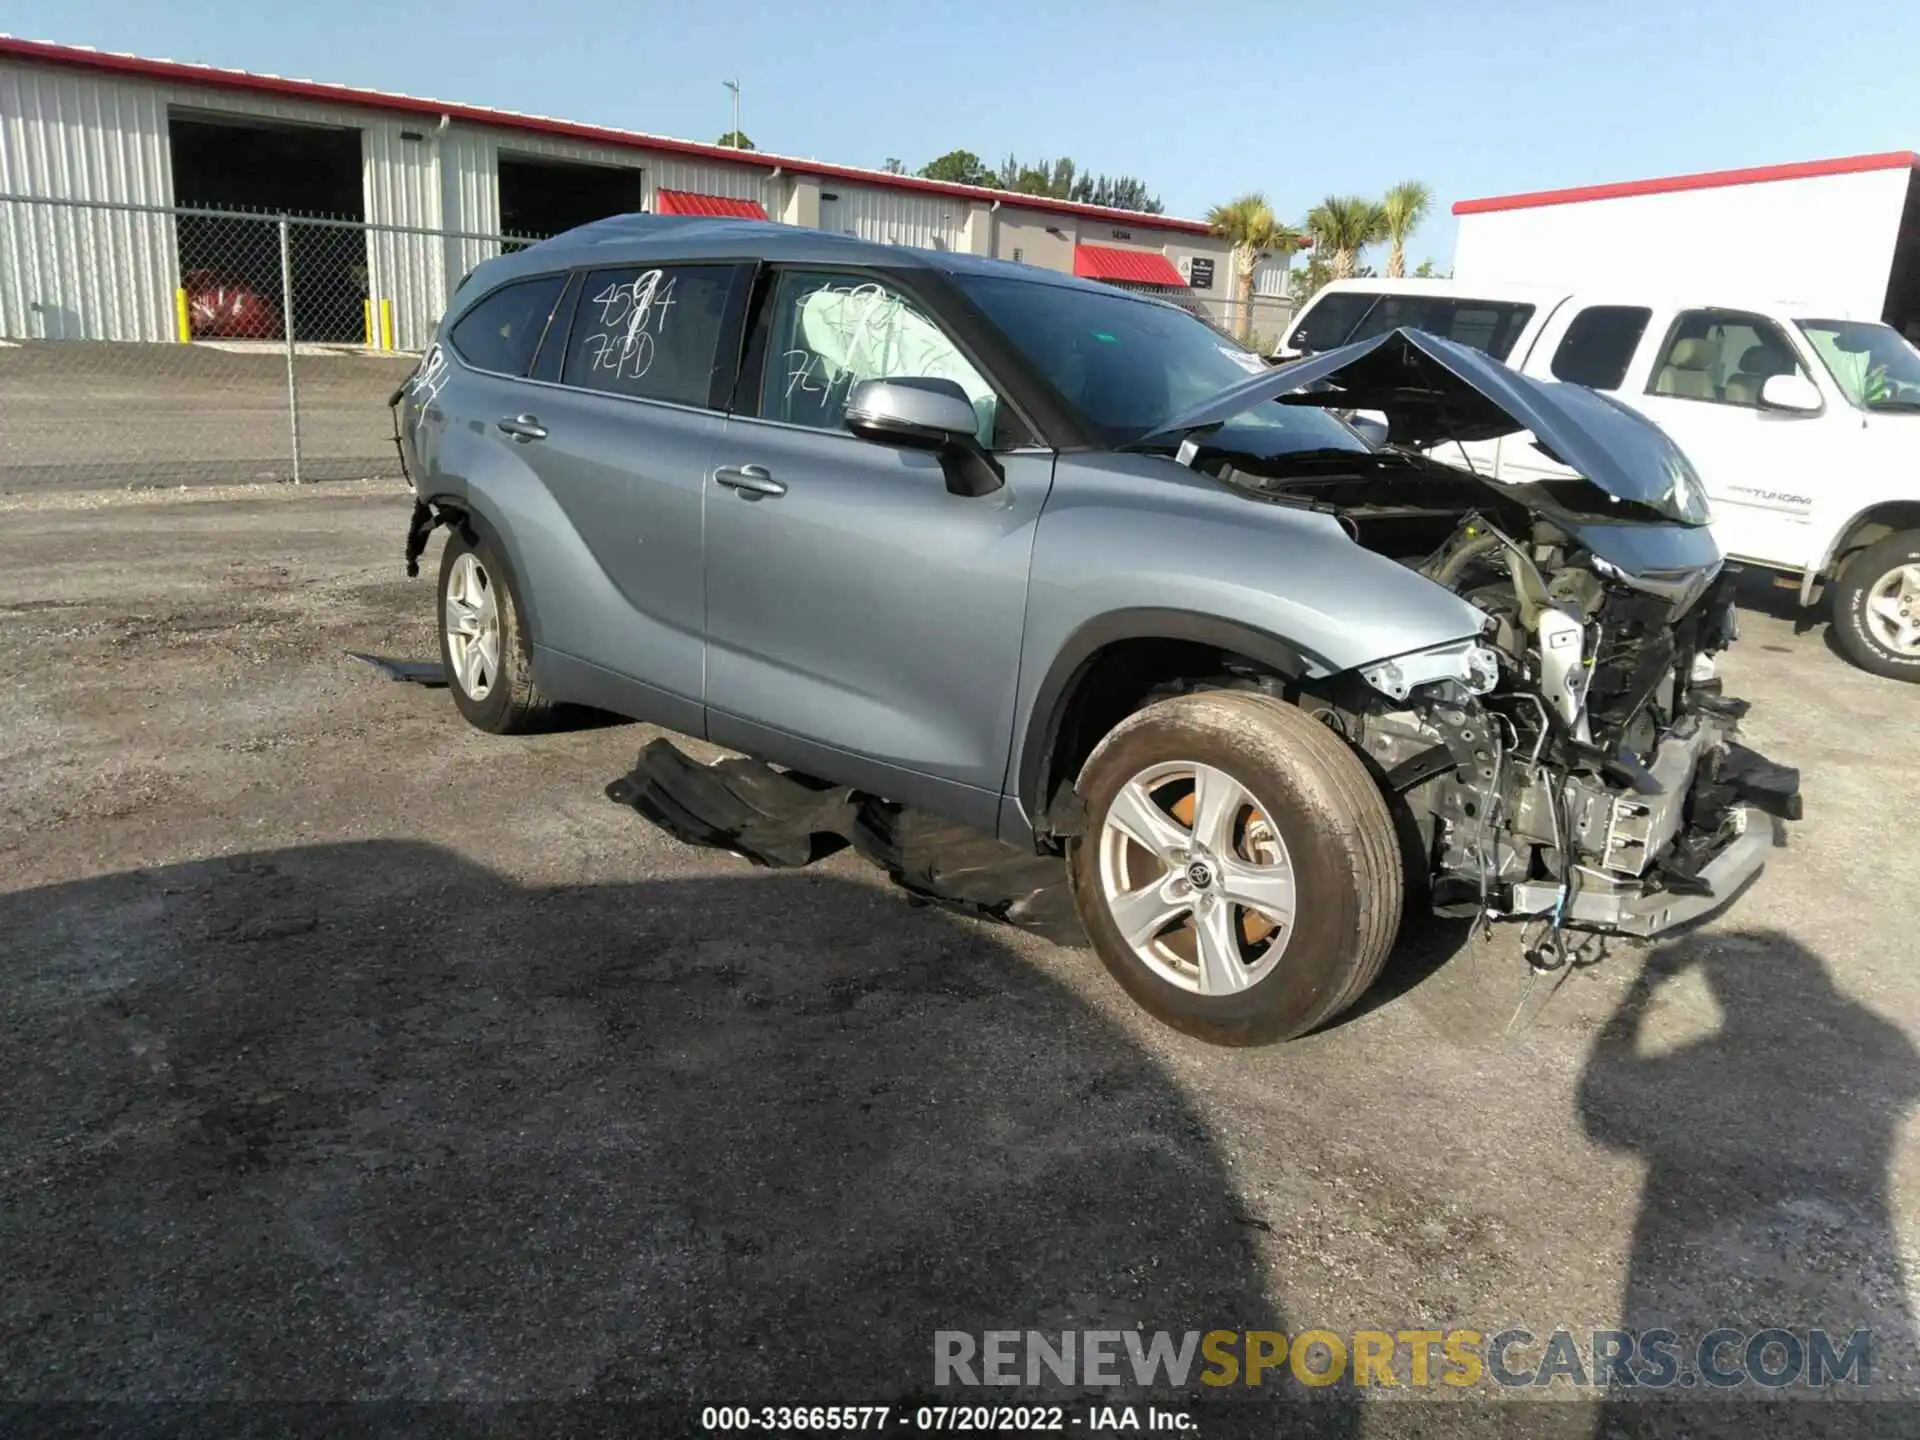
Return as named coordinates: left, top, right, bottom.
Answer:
left=1, top=481, right=1915, bottom=1437
left=0, top=343, right=414, bottom=491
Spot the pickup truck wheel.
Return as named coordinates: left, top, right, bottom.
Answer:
left=1832, top=531, right=1920, bottom=681
left=437, top=530, right=555, bottom=733
left=1066, top=690, right=1401, bottom=1045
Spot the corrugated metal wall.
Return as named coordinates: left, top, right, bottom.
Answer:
left=819, top=184, right=966, bottom=251
left=1, top=55, right=1202, bottom=346
left=0, top=62, right=175, bottom=339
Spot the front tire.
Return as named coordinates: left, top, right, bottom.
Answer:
left=437, top=528, right=554, bottom=733
left=1066, top=690, right=1402, bottom=1045
left=1832, top=531, right=1920, bottom=681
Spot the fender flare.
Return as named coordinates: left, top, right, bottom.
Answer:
left=1800, top=501, right=1920, bottom=607
left=1014, top=607, right=1335, bottom=829
left=405, top=493, right=542, bottom=647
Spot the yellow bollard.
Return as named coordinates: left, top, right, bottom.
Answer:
left=363, top=297, right=374, bottom=347
left=379, top=297, right=395, bottom=352
left=175, top=287, right=192, bottom=343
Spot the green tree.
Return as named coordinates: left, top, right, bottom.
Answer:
left=1206, top=193, right=1303, bottom=342
left=716, top=130, right=754, bottom=150
left=1380, top=179, right=1432, bottom=279
left=917, top=149, right=995, bottom=187
left=1412, top=258, right=1445, bottom=279
left=1307, top=195, right=1388, bottom=281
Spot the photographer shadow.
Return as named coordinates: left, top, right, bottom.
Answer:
left=1576, top=931, right=1918, bottom=1421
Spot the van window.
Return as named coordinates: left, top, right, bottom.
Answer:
left=1344, top=295, right=1535, bottom=360
left=1550, top=305, right=1653, bottom=390
left=447, top=274, right=566, bottom=376
left=1648, top=310, right=1812, bottom=408
left=561, top=264, right=737, bottom=407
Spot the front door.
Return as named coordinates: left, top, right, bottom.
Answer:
left=1628, top=309, right=1844, bottom=569
left=702, top=267, right=1054, bottom=827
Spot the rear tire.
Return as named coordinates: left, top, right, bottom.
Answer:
left=1831, top=531, right=1920, bottom=681
left=1066, top=690, right=1402, bottom=1045
left=437, top=528, right=555, bottom=734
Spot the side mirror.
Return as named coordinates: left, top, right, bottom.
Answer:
left=844, top=377, right=1003, bottom=496
left=1346, top=412, right=1390, bottom=447
left=1759, top=373, right=1822, bottom=414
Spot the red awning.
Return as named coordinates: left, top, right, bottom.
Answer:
left=655, top=188, right=768, bottom=219
left=1072, top=243, right=1188, bottom=287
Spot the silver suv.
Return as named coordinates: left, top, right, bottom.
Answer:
left=394, top=216, right=1800, bottom=1044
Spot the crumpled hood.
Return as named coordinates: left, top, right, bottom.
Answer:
left=1142, top=327, right=1713, bottom=525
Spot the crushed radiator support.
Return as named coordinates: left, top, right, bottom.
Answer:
left=606, top=738, right=1086, bottom=947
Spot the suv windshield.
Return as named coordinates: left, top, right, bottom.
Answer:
left=1797, top=319, right=1920, bottom=411
left=955, top=273, right=1365, bottom=452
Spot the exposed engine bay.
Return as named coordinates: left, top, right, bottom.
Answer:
left=1208, top=447, right=1803, bottom=965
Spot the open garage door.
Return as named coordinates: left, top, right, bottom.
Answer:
left=168, top=111, right=367, bottom=342
left=498, top=154, right=642, bottom=242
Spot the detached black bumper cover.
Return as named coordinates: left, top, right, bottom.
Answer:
left=606, top=738, right=1086, bottom=946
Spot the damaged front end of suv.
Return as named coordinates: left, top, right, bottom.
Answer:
left=1149, top=328, right=1803, bottom=963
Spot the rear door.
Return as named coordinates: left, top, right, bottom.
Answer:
left=501, top=260, right=749, bottom=725
left=701, top=266, right=1054, bottom=827
left=1483, top=298, right=1654, bottom=485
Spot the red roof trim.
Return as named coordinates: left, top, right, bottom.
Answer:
left=655, top=188, right=768, bottom=219
left=1454, top=150, right=1919, bottom=216
left=1072, top=243, right=1187, bottom=287
left=0, top=35, right=1214, bottom=235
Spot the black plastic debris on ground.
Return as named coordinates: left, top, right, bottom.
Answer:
left=348, top=652, right=447, bottom=687
left=607, top=737, right=1085, bottom=947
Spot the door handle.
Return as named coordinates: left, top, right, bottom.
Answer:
left=496, top=413, right=547, bottom=442
left=713, top=463, right=787, bottom=498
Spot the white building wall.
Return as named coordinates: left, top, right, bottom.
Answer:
left=1453, top=167, right=1914, bottom=317
left=820, top=183, right=966, bottom=251
left=0, top=54, right=1221, bottom=344
left=0, top=61, right=174, bottom=339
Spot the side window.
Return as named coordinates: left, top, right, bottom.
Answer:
left=1647, top=310, right=1811, bottom=407
left=447, top=274, right=567, bottom=376
left=753, top=270, right=1000, bottom=445
left=1287, top=291, right=1376, bottom=353
left=1550, top=305, right=1653, bottom=390
left=1345, top=296, right=1535, bottom=359
left=561, top=264, right=737, bottom=407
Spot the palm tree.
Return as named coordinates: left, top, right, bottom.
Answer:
left=1206, top=193, right=1303, bottom=342
left=1380, top=180, right=1432, bottom=279
left=1306, top=195, right=1389, bottom=281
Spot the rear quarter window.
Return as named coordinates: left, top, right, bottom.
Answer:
left=447, top=274, right=567, bottom=376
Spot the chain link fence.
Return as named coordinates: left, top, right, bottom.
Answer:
left=1, top=194, right=1294, bottom=493
left=0, top=194, right=534, bottom=491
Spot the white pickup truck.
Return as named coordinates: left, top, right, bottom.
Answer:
left=1275, top=280, right=1920, bottom=680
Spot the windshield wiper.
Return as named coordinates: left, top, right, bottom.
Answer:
left=1868, top=398, right=1920, bottom=413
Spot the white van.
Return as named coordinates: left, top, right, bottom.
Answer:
left=1275, top=280, right=1920, bottom=680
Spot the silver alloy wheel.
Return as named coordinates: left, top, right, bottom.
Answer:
left=1864, top=563, right=1920, bottom=657
left=1096, top=760, right=1298, bottom=996
left=444, top=551, right=502, bottom=700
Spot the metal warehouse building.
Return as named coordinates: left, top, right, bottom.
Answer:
left=0, top=36, right=1261, bottom=350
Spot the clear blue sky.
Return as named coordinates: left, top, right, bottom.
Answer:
left=6, top=0, right=1916, bottom=267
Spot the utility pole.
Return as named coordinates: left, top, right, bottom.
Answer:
left=723, top=78, right=740, bottom=146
